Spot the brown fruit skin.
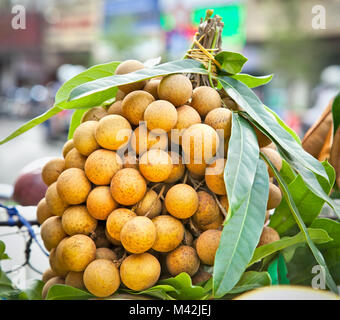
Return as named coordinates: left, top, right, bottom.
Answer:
left=165, top=184, right=199, bottom=219
left=42, top=276, right=65, bottom=299
left=122, top=90, right=155, bottom=125
left=143, top=79, right=160, bottom=99
left=86, top=186, right=118, bottom=220
left=61, top=235, right=96, bottom=272
left=95, top=248, right=117, bottom=261
left=144, top=100, right=178, bottom=133
left=166, top=245, right=200, bottom=277
left=257, top=226, right=280, bottom=247
left=41, top=216, right=67, bottom=251
left=120, top=216, right=156, bottom=254
left=204, top=108, right=232, bottom=139
left=255, top=126, right=272, bottom=148
left=106, top=208, right=136, bottom=242
left=62, top=139, right=74, bottom=158
left=110, top=168, right=147, bottom=206
left=36, top=198, right=53, bottom=225
left=196, top=229, right=222, bottom=265
left=261, top=147, right=282, bottom=177
left=123, top=153, right=138, bottom=169
left=186, top=162, right=207, bottom=177
left=64, top=148, right=87, bottom=170
left=84, top=259, right=120, bottom=297
left=95, top=115, right=132, bottom=151
left=62, top=205, right=97, bottom=236
left=56, top=168, right=91, bottom=205
left=73, top=121, right=100, bottom=156
left=158, top=74, right=192, bottom=107
left=205, top=158, right=227, bottom=195
left=42, top=268, right=57, bottom=283
left=92, top=223, right=111, bottom=248
left=267, top=183, right=282, bottom=210
left=164, top=152, right=185, bottom=183
left=199, top=213, right=224, bottom=232
left=49, top=247, right=69, bottom=277
left=84, top=149, right=122, bottom=185
left=191, top=86, right=221, bottom=117
left=192, top=191, right=220, bottom=227
left=105, top=229, right=122, bottom=246
left=139, top=149, right=173, bottom=183
left=170, top=105, right=201, bottom=145
left=115, top=59, right=145, bottom=93
left=108, top=100, right=123, bottom=116
left=45, top=182, right=69, bottom=216
left=81, top=107, right=107, bottom=122
left=42, top=158, right=65, bottom=186
left=152, top=215, right=184, bottom=252
left=115, top=89, right=126, bottom=101
left=120, top=253, right=161, bottom=291
left=65, top=271, right=86, bottom=290
left=191, top=268, right=212, bottom=285
left=222, top=97, right=238, bottom=110
left=135, top=189, right=162, bottom=219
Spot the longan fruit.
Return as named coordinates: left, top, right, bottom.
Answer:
left=41, top=216, right=67, bottom=251
left=56, top=168, right=91, bottom=205
left=182, top=123, right=220, bottom=163
left=222, top=97, right=238, bottom=110
left=261, top=147, right=282, bottom=177
left=204, top=108, right=232, bottom=139
left=135, top=189, right=162, bottom=219
left=165, top=184, right=198, bottom=219
left=115, top=89, right=126, bottom=101
left=36, top=198, right=53, bottom=225
left=166, top=245, right=200, bottom=277
left=123, top=153, right=138, bottom=169
left=110, top=168, right=147, bottom=205
left=196, top=230, right=222, bottom=265
left=191, top=86, right=221, bottom=117
left=105, top=229, right=122, bottom=246
left=81, top=107, right=107, bottom=122
left=92, top=223, right=111, bottom=248
left=86, top=186, right=118, bottom=220
left=158, top=74, right=192, bottom=107
left=95, top=248, right=117, bottom=261
left=139, top=149, right=173, bottom=182
left=122, top=90, right=155, bottom=125
left=115, top=59, right=146, bottom=93
left=144, top=100, right=178, bottom=133
left=257, top=226, right=280, bottom=247
left=186, top=162, right=207, bottom=177
left=164, top=152, right=185, bottom=183
left=62, top=205, right=97, bottom=236
left=199, top=213, right=224, bottom=232
left=62, top=139, right=74, bottom=158
left=95, top=115, right=132, bottom=151
left=152, top=215, right=184, bottom=252
left=73, top=121, right=100, bottom=156
left=65, top=271, right=86, bottom=290
left=49, top=247, right=68, bottom=277
left=42, top=158, right=65, bottom=186
left=205, top=158, right=227, bottom=195
left=170, top=105, right=201, bottom=145
left=106, top=208, right=136, bottom=242
left=64, top=148, right=86, bottom=169
left=42, top=276, right=65, bottom=299
left=267, top=183, right=282, bottom=210
left=61, top=234, right=96, bottom=272
left=219, top=195, right=229, bottom=214
left=120, top=216, right=156, bottom=254
left=45, top=182, right=68, bottom=216
left=120, top=253, right=160, bottom=291
left=192, top=191, right=220, bottom=227
left=143, top=79, right=160, bottom=99
left=84, top=149, right=122, bottom=185
left=183, top=229, right=194, bottom=246
left=42, top=268, right=57, bottom=283
left=191, top=268, right=212, bottom=285
left=107, top=100, right=123, bottom=116
left=255, top=126, right=272, bottom=148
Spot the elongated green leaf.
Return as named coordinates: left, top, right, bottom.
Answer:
left=0, top=241, right=5, bottom=260
left=323, top=248, right=340, bottom=284
left=67, top=108, right=90, bottom=139
left=279, top=159, right=297, bottom=185
left=332, top=92, right=340, bottom=135
left=213, top=158, right=269, bottom=297
left=311, top=218, right=340, bottom=250
left=227, top=271, right=271, bottom=294
left=46, top=284, right=94, bottom=300
left=230, top=73, right=273, bottom=88
left=121, top=285, right=177, bottom=300
left=215, top=51, right=248, bottom=75
left=64, top=59, right=208, bottom=110
left=248, top=228, right=332, bottom=267
left=261, top=152, right=338, bottom=293
left=19, top=280, right=44, bottom=300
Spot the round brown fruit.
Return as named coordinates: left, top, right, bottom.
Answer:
left=42, top=268, right=57, bottom=283
left=73, top=121, right=100, bottom=156
left=166, top=245, right=200, bottom=277
left=199, top=213, right=224, bottom=232
left=152, top=215, right=184, bottom=252
left=92, top=223, right=111, bottom=248
left=219, top=195, right=229, bottom=215
left=257, top=226, right=280, bottom=247
left=42, top=158, right=65, bottom=186
left=106, top=208, right=136, bottom=242
left=120, top=216, right=156, bottom=254
left=65, top=271, right=86, bottom=290
left=143, top=79, right=160, bottom=99
left=86, top=186, right=118, bottom=220
left=49, top=246, right=68, bottom=277
left=123, top=153, right=138, bottom=169
left=41, top=216, right=66, bottom=251
left=186, top=162, right=207, bottom=177
left=107, top=100, right=123, bottom=116
left=115, top=89, right=126, bottom=101
left=255, top=126, right=272, bottom=148
left=95, top=248, right=117, bottom=261
left=196, top=229, right=222, bottom=265
left=84, top=149, right=122, bottom=185
left=45, top=182, right=68, bottom=216
left=164, top=152, right=185, bottom=183
left=204, top=108, right=232, bottom=139
left=64, top=148, right=86, bottom=169
left=120, top=253, right=160, bottom=291
left=84, top=259, right=120, bottom=297
left=192, top=191, right=220, bottom=227
left=205, top=158, right=227, bottom=195
left=42, top=276, right=65, bottom=299
left=62, top=139, right=74, bottom=158
left=135, top=189, right=162, bottom=219
left=36, top=198, right=53, bottom=225
left=191, top=86, right=221, bottom=117
left=267, top=183, right=282, bottom=210
left=81, top=107, right=107, bottom=122
left=110, top=168, right=147, bottom=205
left=95, top=115, right=132, bottom=151
left=261, top=147, right=282, bottom=177
left=158, top=74, right=192, bottom=107
left=114, top=59, right=145, bottom=93
left=56, top=168, right=91, bottom=205
left=165, top=184, right=198, bottom=219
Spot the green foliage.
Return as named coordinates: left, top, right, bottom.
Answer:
left=231, top=73, right=273, bottom=88
left=67, top=108, right=91, bottom=139
left=215, top=51, right=248, bottom=74
left=46, top=284, right=94, bottom=300
left=332, top=91, right=340, bottom=134
left=19, top=280, right=45, bottom=300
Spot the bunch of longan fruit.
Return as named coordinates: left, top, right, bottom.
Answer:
left=37, top=59, right=283, bottom=299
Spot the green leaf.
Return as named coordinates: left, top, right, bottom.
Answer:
left=311, top=218, right=340, bottom=249
left=67, top=108, right=90, bottom=139
left=19, top=280, right=44, bottom=300
left=268, top=258, right=279, bottom=285
left=323, top=248, right=340, bottom=284
left=248, top=228, right=332, bottom=267
left=230, top=73, right=273, bottom=88
left=46, top=284, right=94, bottom=300
left=227, top=271, right=271, bottom=294
left=261, top=152, right=339, bottom=293
left=279, top=159, right=297, bottom=185
left=121, top=285, right=178, bottom=300
left=64, top=59, right=208, bottom=110
left=0, top=241, right=8, bottom=260
left=215, top=51, right=248, bottom=75
left=332, top=92, right=340, bottom=134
